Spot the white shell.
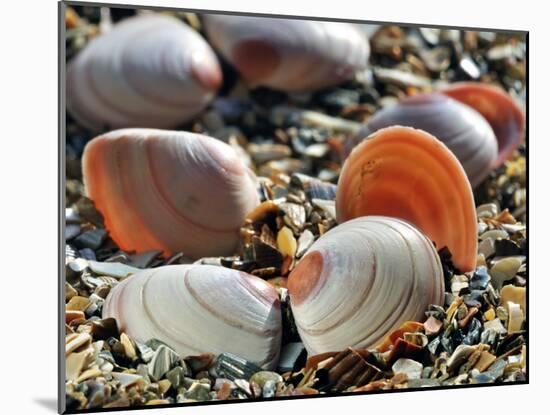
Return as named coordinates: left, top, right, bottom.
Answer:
left=67, top=14, right=222, bottom=130
left=82, top=128, right=260, bottom=259
left=288, top=216, right=444, bottom=355
left=203, top=15, right=369, bottom=91
left=103, top=265, right=282, bottom=369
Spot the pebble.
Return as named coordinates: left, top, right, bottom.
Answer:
left=490, top=257, right=522, bottom=289
left=66, top=296, right=91, bottom=312
left=129, top=250, right=162, bottom=269
left=483, top=318, right=507, bottom=335
left=73, top=228, right=107, bottom=250
left=66, top=350, right=92, bottom=381
left=148, top=345, right=180, bottom=381
left=111, top=372, right=145, bottom=388
left=392, top=358, right=423, bottom=380
left=470, top=267, right=491, bottom=290
left=480, top=230, right=508, bottom=241
left=184, top=382, right=211, bottom=401
left=91, top=318, right=118, bottom=340
left=458, top=56, right=481, bottom=79
left=166, top=366, right=185, bottom=389
left=120, top=333, right=137, bottom=360
left=506, top=301, right=524, bottom=333
left=478, top=238, right=496, bottom=258
left=262, top=380, right=277, bottom=398
left=249, top=371, right=283, bottom=388
left=66, top=224, right=81, bottom=241
left=88, top=260, right=141, bottom=278
left=373, top=67, right=431, bottom=88
left=447, top=345, right=476, bottom=373
left=500, top=285, right=526, bottom=312
left=277, top=226, right=297, bottom=258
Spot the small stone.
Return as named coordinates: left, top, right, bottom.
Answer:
left=158, top=379, right=172, bottom=395
left=166, top=366, right=185, bottom=389
left=91, top=318, right=119, bottom=341
left=473, top=351, right=497, bottom=372
left=249, top=371, right=283, bottom=388
left=495, top=239, right=521, bottom=257
left=66, top=350, right=92, bottom=381
left=483, top=318, right=507, bottom=335
left=506, top=301, right=524, bottom=333
left=66, top=224, right=81, bottom=241
left=392, top=358, right=423, bottom=380
left=484, top=358, right=507, bottom=380
left=234, top=379, right=252, bottom=396
left=490, top=257, right=522, bottom=289
left=484, top=308, right=496, bottom=321
left=312, top=198, right=336, bottom=220
left=66, top=332, right=92, bottom=356
left=148, top=345, right=180, bottom=381
left=120, top=333, right=137, bottom=360
left=184, top=382, right=211, bottom=401
left=73, top=228, right=107, bottom=250
left=500, top=285, right=526, bottom=312
left=423, top=316, right=443, bottom=336
left=447, top=345, right=476, bottom=373
left=66, top=310, right=86, bottom=324
left=480, top=229, right=508, bottom=240
left=373, top=67, right=430, bottom=88
left=478, top=238, right=496, bottom=258
left=277, top=226, right=297, bottom=258
left=129, top=250, right=162, bottom=269
left=262, top=380, right=277, bottom=398
left=470, top=267, right=491, bottom=290
left=88, top=260, right=141, bottom=278
left=65, top=282, right=78, bottom=302
left=112, top=372, right=145, bottom=388
left=135, top=341, right=155, bottom=363
left=76, top=367, right=102, bottom=383
left=458, top=56, right=480, bottom=79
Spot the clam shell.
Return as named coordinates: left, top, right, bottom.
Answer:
left=82, top=128, right=260, bottom=259
left=203, top=15, right=369, bottom=91
left=287, top=216, right=444, bottom=355
left=441, top=82, right=525, bottom=166
left=336, top=126, right=478, bottom=272
left=355, top=93, right=498, bottom=187
left=103, top=265, right=282, bottom=369
left=67, top=14, right=222, bottom=130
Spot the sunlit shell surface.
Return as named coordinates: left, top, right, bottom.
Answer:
left=336, top=126, right=477, bottom=272
left=67, top=14, right=222, bottom=130
left=287, top=216, right=444, bottom=355
left=203, top=15, right=369, bottom=91
left=356, top=93, right=498, bottom=187
left=82, top=128, right=260, bottom=259
left=103, top=265, right=282, bottom=369
left=441, top=82, right=525, bottom=166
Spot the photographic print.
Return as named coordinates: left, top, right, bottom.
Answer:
left=61, top=1, right=527, bottom=412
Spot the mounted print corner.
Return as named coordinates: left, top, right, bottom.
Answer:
left=60, top=1, right=528, bottom=413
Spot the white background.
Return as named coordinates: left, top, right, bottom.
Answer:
left=0, top=0, right=546, bottom=413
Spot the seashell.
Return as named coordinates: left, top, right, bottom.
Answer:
left=336, top=126, right=478, bottom=272
left=203, top=15, right=369, bottom=91
left=82, top=128, right=260, bottom=259
left=441, top=82, right=525, bottom=167
left=67, top=14, right=222, bottom=131
left=102, top=264, right=282, bottom=369
left=287, top=216, right=444, bottom=355
left=354, top=93, right=498, bottom=187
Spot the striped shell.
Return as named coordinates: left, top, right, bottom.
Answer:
left=336, top=126, right=477, bottom=272
left=441, top=82, right=525, bottom=167
left=82, top=128, right=260, bottom=259
left=103, top=265, right=282, bottom=369
left=355, top=93, right=498, bottom=187
left=67, top=14, right=222, bottom=130
left=287, top=216, right=444, bottom=355
left=203, top=15, right=369, bottom=91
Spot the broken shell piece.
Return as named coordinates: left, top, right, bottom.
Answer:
left=67, top=14, right=222, bottom=130
left=506, top=302, right=524, bottom=333
left=288, top=216, right=444, bottom=355
left=103, top=265, right=282, bottom=369
left=82, top=129, right=260, bottom=259
left=336, top=126, right=478, bottom=272
left=392, top=358, right=423, bottom=380
left=203, top=15, right=369, bottom=91
left=500, top=285, right=526, bottom=313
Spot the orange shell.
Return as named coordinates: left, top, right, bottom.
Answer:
left=441, top=82, right=525, bottom=167
left=336, top=126, right=477, bottom=272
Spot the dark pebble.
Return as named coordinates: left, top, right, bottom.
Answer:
left=495, top=239, right=521, bottom=256
left=73, top=228, right=107, bottom=250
